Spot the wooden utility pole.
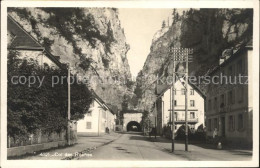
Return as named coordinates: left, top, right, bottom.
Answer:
left=185, top=53, right=189, bottom=151
left=155, top=101, right=157, bottom=139
left=170, top=47, right=193, bottom=152
left=171, top=61, right=175, bottom=152
left=67, top=63, right=71, bottom=145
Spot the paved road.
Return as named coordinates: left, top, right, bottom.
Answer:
left=80, top=132, right=187, bottom=160
left=79, top=132, right=252, bottom=161
left=17, top=132, right=252, bottom=161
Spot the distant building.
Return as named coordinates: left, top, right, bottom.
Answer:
left=205, top=44, right=253, bottom=147
left=77, top=90, right=116, bottom=136
left=156, top=80, right=205, bottom=135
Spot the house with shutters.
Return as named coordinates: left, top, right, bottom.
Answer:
left=205, top=44, right=253, bottom=147
left=77, top=90, right=116, bottom=136
left=155, top=79, right=205, bottom=136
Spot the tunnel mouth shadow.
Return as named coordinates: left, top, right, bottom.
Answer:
left=126, top=121, right=142, bottom=132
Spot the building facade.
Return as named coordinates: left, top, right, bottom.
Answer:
left=77, top=91, right=116, bottom=136
left=205, top=45, right=253, bottom=147
left=156, top=80, right=205, bottom=135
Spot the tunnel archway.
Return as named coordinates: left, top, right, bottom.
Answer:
left=126, top=121, right=141, bottom=132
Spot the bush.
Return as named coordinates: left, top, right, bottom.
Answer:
left=175, top=125, right=192, bottom=140
left=7, top=51, right=92, bottom=139
left=162, top=125, right=172, bottom=139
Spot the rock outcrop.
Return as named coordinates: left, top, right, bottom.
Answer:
left=8, top=7, right=133, bottom=110
left=135, top=8, right=253, bottom=112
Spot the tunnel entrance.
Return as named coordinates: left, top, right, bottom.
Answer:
left=126, top=121, right=141, bottom=132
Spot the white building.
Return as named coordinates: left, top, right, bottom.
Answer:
left=205, top=44, right=253, bottom=147
left=156, top=80, right=205, bottom=135
left=77, top=91, right=116, bottom=136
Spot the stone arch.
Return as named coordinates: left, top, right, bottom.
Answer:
left=126, top=121, right=142, bottom=132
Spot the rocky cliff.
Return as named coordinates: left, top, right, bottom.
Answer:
left=8, top=7, right=133, bottom=110
left=135, top=8, right=253, bottom=112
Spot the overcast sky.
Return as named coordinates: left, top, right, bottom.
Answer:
left=118, top=8, right=172, bottom=77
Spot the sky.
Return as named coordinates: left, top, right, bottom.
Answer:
left=118, top=8, right=173, bottom=77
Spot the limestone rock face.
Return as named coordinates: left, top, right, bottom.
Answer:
left=135, top=9, right=253, bottom=112
left=8, top=7, right=133, bottom=110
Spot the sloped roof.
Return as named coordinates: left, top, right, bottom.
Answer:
left=91, top=90, right=116, bottom=115
left=7, top=15, right=66, bottom=69
left=7, top=15, right=43, bottom=50
left=208, top=42, right=253, bottom=76
left=107, top=104, right=118, bottom=115
left=155, top=78, right=206, bottom=99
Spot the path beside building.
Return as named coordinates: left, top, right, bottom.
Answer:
left=149, top=136, right=252, bottom=161
left=15, top=132, right=122, bottom=160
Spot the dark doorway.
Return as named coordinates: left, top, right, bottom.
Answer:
left=127, top=121, right=141, bottom=132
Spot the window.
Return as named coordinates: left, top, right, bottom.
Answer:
left=181, top=88, right=185, bottom=95
left=86, top=122, right=92, bottom=129
left=238, top=114, right=244, bottom=130
left=87, top=111, right=92, bottom=116
left=229, top=115, right=235, bottom=131
left=190, top=100, right=195, bottom=107
left=220, top=94, right=225, bottom=107
left=214, top=97, right=218, bottom=109
left=208, top=119, right=212, bottom=131
left=174, top=100, right=177, bottom=106
left=237, top=87, right=244, bottom=103
left=174, top=112, right=177, bottom=121
left=208, top=99, right=212, bottom=110
left=190, top=89, right=194, bottom=95
left=228, top=90, right=235, bottom=105
left=213, top=118, right=218, bottom=130
left=190, top=112, right=195, bottom=119
left=228, top=91, right=232, bottom=105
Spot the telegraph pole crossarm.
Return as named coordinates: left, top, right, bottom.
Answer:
left=169, top=47, right=193, bottom=152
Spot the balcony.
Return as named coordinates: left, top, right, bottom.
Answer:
left=174, top=118, right=198, bottom=124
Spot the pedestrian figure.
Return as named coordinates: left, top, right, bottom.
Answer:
left=106, top=127, right=110, bottom=134
left=213, top=128, right=218, bottom=139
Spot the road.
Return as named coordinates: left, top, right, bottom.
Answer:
left=80, top=132, right=187, bottom=160
left=79, top=132, right=252, bottom=161
left=17, top=132, right=252, bottom=161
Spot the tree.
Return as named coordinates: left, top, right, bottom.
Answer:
left=7, top=51, right=92, bottom=139
left=161, top=20, right=166, bottom=28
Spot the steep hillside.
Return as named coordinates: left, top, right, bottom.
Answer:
left=8, top=7, right=133, bottom=110
left=135, top=8, right=253, bottom=112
